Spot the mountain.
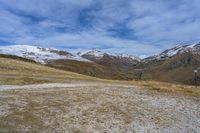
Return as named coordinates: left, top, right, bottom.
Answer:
left=0, top=45, right=140, bottom=65
left=1, top=43, right=200, bottom=85
left=80, top=49, right=140, bottom=62
left=142, top=53, right=200, bottom=85
left=80, top=49, right=140, bottom=67
left=77, top=49, right=141, bottom=80
left=144, top=42, right=200, bottom=62
left=0, top=45, right=88, bottom=64
left=47, top=49, right=141, bottom=80
left=0, top=45, right=140, bottom=80
left=140, top=42, right=200, bottom=85
left=78, top=49, right=106, bottom=59
left=0, top=54, right=95, bottom=85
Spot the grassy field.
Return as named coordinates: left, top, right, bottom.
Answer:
left=0, top=57, right=98, bottom=85
left=1, top=56, right=200, bottom=97
left=0, top=56, right=200, bottom=132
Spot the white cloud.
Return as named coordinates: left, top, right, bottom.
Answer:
left=0, top=0, right=200, bottom=56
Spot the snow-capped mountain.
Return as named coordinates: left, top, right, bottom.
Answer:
left=2, top=42, right=199, bottom=65
left=0, top=45, right=88, bottom=63
left=0, top=45, right=140, bottom=64
left=116, top=54, right=141, bottom=62
left=144, top=42, right=200, bottom=62
left=79, top=49, right=140, bottom=69
left=79, top=49, right=141, bottom=61
left=78, top=49, right=106, bottom=59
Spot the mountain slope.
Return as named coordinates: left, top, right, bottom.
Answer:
left=46, top=58, right=139, bottom=80
left=45, top=49, right=141, bottom=80
left=0, top=45, right=140, bottom=80
left=141, top=43, right=200, bottom=85
left=46, top=59, right=108, bottom=78
left=0, top=45, right=88, bottom=63
left=78, top=49, right=141, bottom=80
left=145, top=53, right=200, bottom=85
left=1, top=43, right=200, bottom=85
left=80, top=49, right=140, bottom=62
left=0, top=55, right=96, bottom=85
left=144, top=42, right=200, bottom=62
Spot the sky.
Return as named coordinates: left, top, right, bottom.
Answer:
left=0, top=0, right=200, bottom=57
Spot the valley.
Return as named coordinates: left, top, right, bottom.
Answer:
left=0, top=48, right=200, bottom=132
left=1, top=1, right=200, bottom=132
left=1, top=43, right=200, bottom=85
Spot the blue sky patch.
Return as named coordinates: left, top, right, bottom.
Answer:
left=0, top=0, right=200, bottom=56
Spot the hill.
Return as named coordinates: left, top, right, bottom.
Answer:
left=0, top=55, right=96, bottom=85
left=141, top=51, right=200, bottom=85
left=46, top=58, right=138, bottom=80
left=1, top=43, right=200, bottom=85
left=0, top=45, right=88, bottom=63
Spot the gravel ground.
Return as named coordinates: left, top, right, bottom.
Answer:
left=0, top=83, right=200, bottom=133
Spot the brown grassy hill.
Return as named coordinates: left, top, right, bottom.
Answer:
left=46, top=59, right=109, bottom=78
left=0, top=54, right=138, bottom=82
left=0, top=54, right=37, bottom=63
left=46, top=57, right=139, bottom=80
left=1, top=53, right=199, bottom=85
left=143, top=53, right=200, bottom=85
left=81, top=54, right=139, bottom=80
left=94, top=54, right=139, bottom=80
left=0, top=55, right=97, bottom=85
left=45, top=53, right=200, bottom=85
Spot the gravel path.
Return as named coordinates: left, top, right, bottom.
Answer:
left=0, top=83, right=97, bottom=91
left=0, top=82, right=200, bottom=133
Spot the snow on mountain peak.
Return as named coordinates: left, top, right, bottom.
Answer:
left=0, top=45, right=88, bottom=63
left=79, top=49, right=106, bottom=58
left=160, top=42, right=200, bottom=57
left=116, top=53, right=141, bottom=61
left=144, top=42, right=200, bottom=61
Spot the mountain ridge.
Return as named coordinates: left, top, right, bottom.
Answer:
left=143, top=42, right=200, bottom=62
left=0, top=42, right=200, bottom=85
left=0, top=45, right=141, bottom=63
left=1, top=42, right=200, bottom=63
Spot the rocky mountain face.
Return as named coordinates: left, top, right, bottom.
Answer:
left=143, top=42, right=200, bottom=62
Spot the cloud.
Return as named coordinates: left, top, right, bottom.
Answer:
left=0, top=0, right=200, bottom=56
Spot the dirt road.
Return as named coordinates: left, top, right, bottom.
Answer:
left=0, top=82, right=200, bottom=133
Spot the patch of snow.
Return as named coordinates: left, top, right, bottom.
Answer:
left=79, top=49, right=106, bottom=58
left=187, top=43, right=197, bottom=48
left=68, top=54, right=91, bottom=62
left=0, top=45, right=89, bottom=63
left=144, top=42, right=200, bottom=61
left=116, top=53, right=141, bottom=61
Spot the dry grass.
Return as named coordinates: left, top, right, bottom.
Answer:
left=0, top=77, right=50, bottom=85
left=94, top=79, right=200, bottom=97
left=132, top=80, right=200, bottom=96
left=0, top=57, right=98, bottom=85
left=1, top=57, right=200, bottom=132
left=1, top=57, right=200, bottom=96
left=0, top=57, right=93, bottom=78
left=0, top=83, right=199, bottom=132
